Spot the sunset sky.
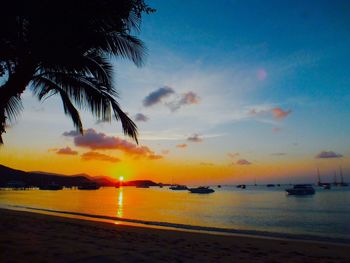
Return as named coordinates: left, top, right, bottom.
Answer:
left=1, top=0, right=349, bottom=184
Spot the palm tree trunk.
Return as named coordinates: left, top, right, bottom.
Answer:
left=0, top=59, right=36, bottom=144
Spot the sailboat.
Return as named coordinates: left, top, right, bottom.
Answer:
left=317, top=168, right=322, bottom=187
left=316, top=168, right=331, bottom=189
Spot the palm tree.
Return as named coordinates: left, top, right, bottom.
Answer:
left=0, top=0, right=154, bottom=144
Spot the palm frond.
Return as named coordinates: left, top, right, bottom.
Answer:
left=3, top=95, right=23, bottom=123
left=32, top=77, right=83, bottom=134
left=31, top=72, right=137, bottom=142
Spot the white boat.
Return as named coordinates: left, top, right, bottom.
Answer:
left=285, top=184, right=315, bottom=195
left=188, top=186, right=215, bottom=194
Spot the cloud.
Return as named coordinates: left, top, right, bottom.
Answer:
left=148, top=154, right=163, bottom=160
left=248, top=106, right=292, bottom=121
left=271, top=107, right=292, bottom=120
left=56, top=146, right=78, bottom=155
left=63, top=128, right=162, bottom=159
left=227, top=152, right=239, bottom=159
left=135, top=113, right=149, bottom=122
left=81, top=151, right=120, bottom=163
left=143, top=86, right=175, bottom=107
left=315, top=151, right=343, bottom=159
left=236, top=159, right=252, bottom=165
left=176, top=143, right=187, bottom=148
left=187, top=134, right=203, bottom=143
left=271, top=152, right=287, bottom=156
left=62, top=130, right=81, bottom=137
left=161, top=150, right=170, bottom=155
left=166, top=91, right=200, bottom=111
left=272, top=127, right=281, bottom=132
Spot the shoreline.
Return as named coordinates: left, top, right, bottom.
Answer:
left=4, top=204, right=350, bottom=245
left=1, top=208, right=349, bottom=263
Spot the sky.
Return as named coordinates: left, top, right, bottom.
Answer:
left=1, top=0, right=349, bottom=185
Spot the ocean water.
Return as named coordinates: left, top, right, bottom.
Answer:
left=0, top=185, right=349, bottom=242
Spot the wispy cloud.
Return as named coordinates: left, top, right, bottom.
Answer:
left=143, top=86, right=175, bottom=107
left=271, top=152, right=287, bottom=156
left=176, top=143, right=187, bottom=148
left=166, top=91, right=200, bottom=111
left=187, top=133, right=203, bottom=143
left=315, top=151, right=343, bottom=159
left=249, top=106, right=292, bottom=120
left=81, top=151, right=120, bottom=163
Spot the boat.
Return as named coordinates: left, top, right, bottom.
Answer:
left=316, top=168, right=332, bottom=188
left=39, top=183, right=63, bottom=191
left=78, top=183, right=100, bottom=190
left=285, top=184, right=315, bottom=195
left=236, top=184, right=246, bottom=189
left=266, top=184, right=275, bottom=187
left=188, top=186, right=215, bottom=194
left=323, top=183, right=331, bottom=190
left=169, top=185, right=188, bottom=190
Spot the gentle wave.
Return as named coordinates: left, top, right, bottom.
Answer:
left=7, top=204, right=350, bottom=244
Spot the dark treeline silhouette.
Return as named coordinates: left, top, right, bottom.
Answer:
left=0, top=164, right=160, bottom=188
left=0, top=0, right=154, bottom=144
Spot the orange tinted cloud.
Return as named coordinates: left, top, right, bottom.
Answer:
left=236, top=159, right=252, bottom=165
left=63, top=129, right=161, bottom=159
left=176, top=143, right=187, bottom=148
left=81, top=151, right=120, bottom=163
left=271, top=107, right=292, bottom=119
left=167, top=91, right=201, bottom=111
left=56, top=147, right=78, bottom=155
left=148, top=154, right=163, bottom=160
left=249, top=107, right=291, bottom=120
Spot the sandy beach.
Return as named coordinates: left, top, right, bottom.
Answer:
left=0, top=208, right=349, bottom=263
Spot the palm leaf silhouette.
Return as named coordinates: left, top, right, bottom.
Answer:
left=0, top=0, right=154, bottom=144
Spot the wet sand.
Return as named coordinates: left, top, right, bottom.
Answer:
left=0, top=208, right=349, bottom=263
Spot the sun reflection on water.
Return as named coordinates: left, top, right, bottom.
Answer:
left=117, top=188, right=123, bottom=219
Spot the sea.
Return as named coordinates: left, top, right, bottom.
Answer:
left=1, top=185, right=349, bottom=243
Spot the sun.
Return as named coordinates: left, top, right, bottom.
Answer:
left=119, top=176, right=124, bottom=182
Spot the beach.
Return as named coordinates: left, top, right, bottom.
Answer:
left=0, top=208, right=349, bottom=263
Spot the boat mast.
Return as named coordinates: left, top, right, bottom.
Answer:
left=317, top=168, right=321, bottom=186
left=333, top=171, right=338, bottom=186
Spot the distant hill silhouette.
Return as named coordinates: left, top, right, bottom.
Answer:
left=0, top=164, right=159, bottom=188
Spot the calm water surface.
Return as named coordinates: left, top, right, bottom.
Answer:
left=0, top=186, right=349, bottom=240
